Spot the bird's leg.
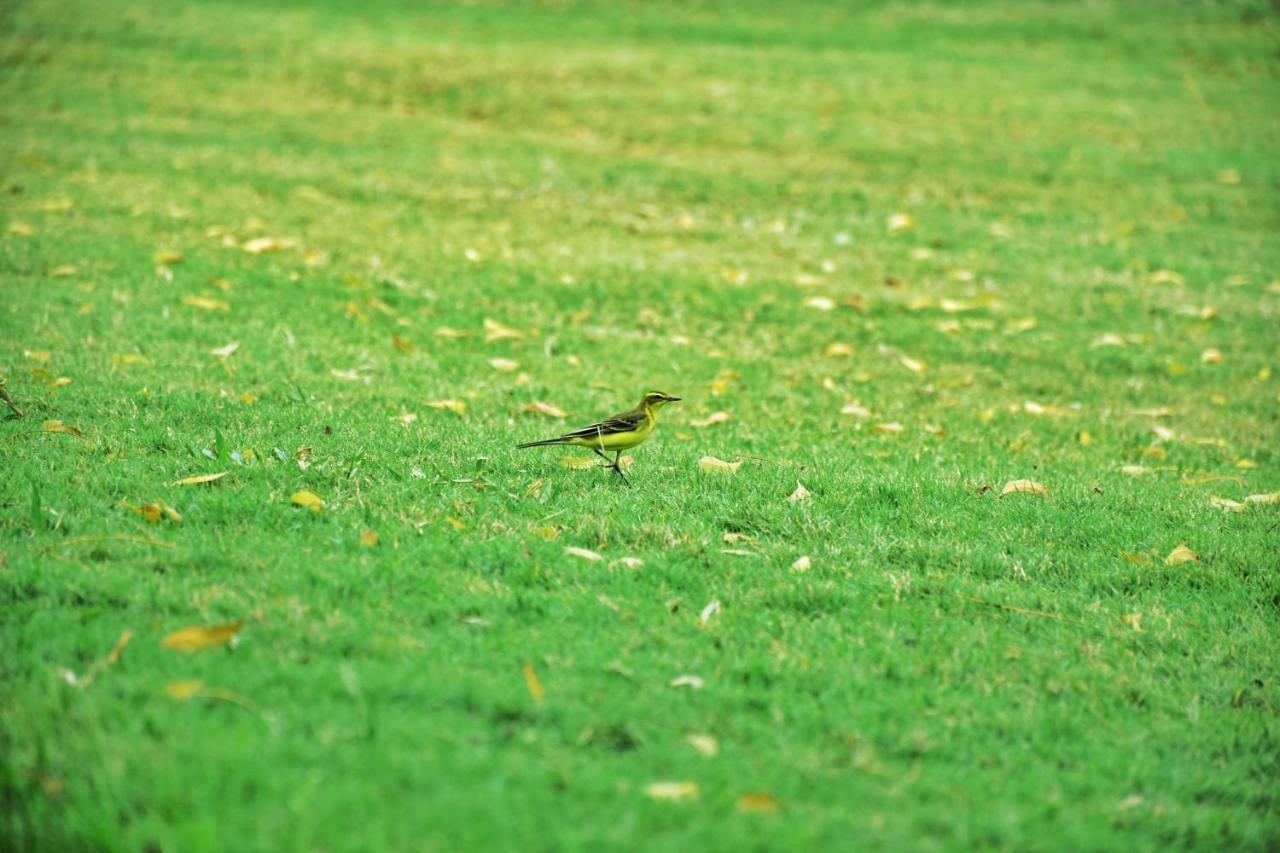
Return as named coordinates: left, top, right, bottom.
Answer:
left=591, top=447, right=612, bottom=469
left=612, top=451, right=630, bottom=486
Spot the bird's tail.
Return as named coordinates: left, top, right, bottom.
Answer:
left=517, top=437, right=569, bottom=449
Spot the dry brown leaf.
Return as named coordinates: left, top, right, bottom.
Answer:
left=170, top=471, right=228, bottom=487
left=519, top=401, right=568, bottom=419
left=290, top=490, right=324, bottom=513
left=699, top=456, right=742, bottom=474
left=787, top=482, right=811, bottom=503
left=483, top=318, right=524, bottom=343
left=42, top=419, right=84, bottom=436
left=737, top=792, right=780, bottom=813
left=523, top=662, right=545, bottom=704
left=183, top=295, right=230, bottom=312
left=1164, top=544, right=1197, bottom=565
left=161, top=621, right=244, bottom=652
left=424, top=399, right=466, bottom=416
left=690, top=411, right=731, bottom=428
left=646, top=781, right=699, bottom=802
left=565, top=546, right=603, bottom=562
left=1001, top=479, right=1048, bottom=497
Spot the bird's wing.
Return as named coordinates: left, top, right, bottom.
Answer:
left=559, top=409, right=647, bottom=440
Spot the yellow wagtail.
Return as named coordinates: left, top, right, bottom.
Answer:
left=517, top=390, right=682, bottom=483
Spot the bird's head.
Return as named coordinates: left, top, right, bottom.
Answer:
left=641, top=390, right=682, bottom=410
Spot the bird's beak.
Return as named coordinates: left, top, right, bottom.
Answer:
left=667, top=396, right=682, bottom=403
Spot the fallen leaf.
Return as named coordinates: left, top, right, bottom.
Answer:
left=209, top=341, right=239, bottom=358
left=736, top=792, right=780, bottom=813
left=872, top=422, right=904, bottom=435
left=523, top=662, right=545, bottom=704
left=646, top=781, right=698, bottom=802
left=182, top=295, right=230, bottom=311
left=787, top=482, right=811, bottom=503
left=1122, top=465, right=1150, bottom=477
left=840, top=402, right=871, bottom=418
left=1210, top=496, right=1245, bottom=512
left=698, top=600, right=721, bottom=624
left=1149, top=269, right=1184, bottom=286
left=165, top=679, right=206, bottom=700
left=1245, top=492, right=1279, bottom=505
left=1235, top=458, right=1257, bottom=470
left=824, top=342, right=853, bottom=358
left=290, top=490, right=325, bottom=513
left=483, top=318, right=524, bottom=343
left=687, top=733, right=718, bottom=757
left=900, top=356, right=926, bottom=374
left=24, top=349, right=51, bottom=362
left=424, top=399, right=466, bottom=415
left=154, top=250, right=184, bottom=265
left=1131, top=407, right=1175, bottom=418
left=560, top=456, right=597, bottom=470
left=699, top=456, right=742, bottom=474
left=519, top=401, right=568, bottom=418
left=170, top=472, right=228, bottom=487
left=670, top=675, right=704, bottom=689
left=50, top=264, right=79, bottom=277
left=805, top=296, right=835, bottom=311
left=111, top=353, right=150, bottom=366
left=1001, top=479, right=1048, bottom=497
left=434, top=326, right=470, bottom=339
left=1200, top=348, right=1224, bottom=365
left=7, top=221, right=35, bottom=236
left=1164, top=544, right=1197, bottom=565
left=1121, top=613, right=1144, bottom=632
left=135, top=502, right=182, bottom=524
left=489, top=358, right=519, bottom=372
left=888, top=212, right=916, bottom=234
left=691, top=411, right=731, bottom=428
left=360, top=530, right=379, bottom=547
left=790, top=555, right=812, bottom=573
left=1217, top=168, right=1240, bottom=185
left=42, top=419, right=84, bottom=436
left=161, top=621, right=244, bottom=652
left=391, top=412, right=418, bottom=426
left=565, top=546, right=603, bottom=562
left=242, top=236, right=286, bottom=254
left=391, top=334, right=414, bottom=354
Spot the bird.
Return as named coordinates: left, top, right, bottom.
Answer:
left=517, top=390, right=682, bottom=483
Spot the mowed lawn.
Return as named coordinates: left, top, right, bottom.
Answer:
left=2, top=0, right=1278, bottom=849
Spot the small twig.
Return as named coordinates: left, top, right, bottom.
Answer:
left=45, top=534, right=176, bottom=551
left=958, top=594, right=1085, bottom=626
left=0, top=379, right=22, bottom=417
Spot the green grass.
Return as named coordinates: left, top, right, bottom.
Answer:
left=2, top=0, right=1279, bottom=848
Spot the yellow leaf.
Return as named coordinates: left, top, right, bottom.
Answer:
left=523, top=662, right=545, bottom=704
left=1149, top=269, right=1184, bottom=286
left=560, top=456, right=597, bottom=470
left=42, top=419, right=84, bottom=436
left=161, top=621, right=244, bottom=652
left=290, top=490, right=325, bottom=513
left=7, top=221, right=35, bottom=236
left=1210, top=496, right=1245, bottom=512
left=135, top=502, right=181, bottom=524
left=1121, top=613, right=1143, bottom=632
left=434, top=326, right=470, bottom=339
left=872, top=422, right=904, bottom=435
left=1122, top=465, right=1151, bottom=477
left=49, top=376, right=71, bottom=388
left=824, top=342, right=853, bottom=358
left=170, top=472, right=228, bottom=486
left=50, top=264, right=79, bottom=277
left=888, top=212, right=916, bottom=234
left=519, top=401, right=568, bottom=419
left=646, top=781, right=698, bottom=802
left=424, top=399, right=466, bottom=415
left=790, top=555, right=812, bottom=573
left=1078, top=430, right=1094, bottom=446
left=360, top=530, right=379, bottom=547
left=483, top=318, right=524, bottom=343
left=805, top=296, right=835, bottom=311
left=736, top=792, right=780, bottom=813
left=533, top=526, right=558, bottom=540
left=1141, top=446, right=1166, bottom=460
left=165, top=679, right=206, bottom=700
left=489, top=358, right=519, bottom=372
left=686, top=734, right=718, bottom=757
left=242, top=236, right=286, bottom=254
left=1200, top=348, right=1223, bottom=365
left=209, top=341, right=240, bottom=358
left=787, top=482, right=811, bottom=503
left=690, top=411, right=731, bottom=428
left=1164, top=544, right=1197, bottom=565
left=670, top=675, right=704, bottom=689
left=183, top=295, right=229, bottom=311
left=1001, top=479, right=1048, bottom=497
left=610, top=556, right=644, bottom=570
left=565, top=546, right=603, bottom=562
left=900, top=356, right=926, bottom=374
left=111, top=353, right=150, bottom=366
left=391, top=334, right=414, bottom=354
left=24, top=349, right=51, bottom=362
left=841, top=403, right=871, bottom=418
left=1244, top=491, right=1279, bottom=505
left=153, top=250, right=184, bottom=265
left=699, top=456, right=742, bottom=474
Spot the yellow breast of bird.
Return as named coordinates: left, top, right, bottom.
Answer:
left=567, top=415, right=654, bottom=451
